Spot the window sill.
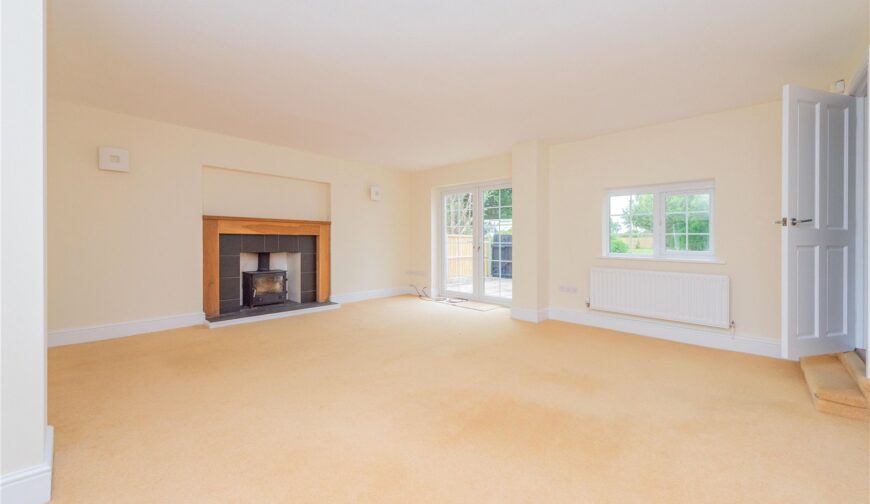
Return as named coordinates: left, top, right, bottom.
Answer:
left=598, top=255, right=725, bottom=265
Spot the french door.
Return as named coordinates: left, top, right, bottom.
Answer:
left=441, top=182, right=513, bottom=303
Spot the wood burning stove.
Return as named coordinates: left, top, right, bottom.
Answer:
left=242, top=252, right=288, bottom=308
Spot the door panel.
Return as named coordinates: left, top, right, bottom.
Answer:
left=796, top=101, right=818, bottom=224
left=827, top=105, right=848, bottom=230
left=825, top=245, right=847, bottom=337
left=783, top=85, right=856, bottom=359
left=482, top=187, right=513, bottom=301
left=443, top=191, right=474, bottom=296
left=795, top=245, right=818, bottom=339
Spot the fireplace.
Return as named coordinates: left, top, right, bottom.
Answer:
left=203, top=216, right=331, bottom=320
left=242, top=252, right=288, bottom=308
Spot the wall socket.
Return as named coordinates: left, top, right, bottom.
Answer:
left=559, top=285, right=578, bottom=294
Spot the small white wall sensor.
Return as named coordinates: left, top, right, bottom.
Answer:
left=829, top=79, right=846, bottom=94
left=98, top=147, right=130, bottom=172
left=370, top=185, right=382, bottom=201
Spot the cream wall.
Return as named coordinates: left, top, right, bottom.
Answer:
left=548, top=102, right=781, bottom=341
left=409, top=102, right=781, bottom=344
left=202, top=166, right=330, bottom=221
left=48, top=100, right=410, bottom=331
left=407, top=154, right=511, bottom=292
left=510, top=141, right=549, bottom=319
left=49, top=98, right=782, bottom=345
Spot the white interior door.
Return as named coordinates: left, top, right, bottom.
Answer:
left=782, top=85, right=857, bottom=359
left=441, top=183, right=513, bottom=303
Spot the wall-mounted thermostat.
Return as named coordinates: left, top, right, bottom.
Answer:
left=370, top=185, right=382, bottom=201
left=98, top=147, right=130, bottom=172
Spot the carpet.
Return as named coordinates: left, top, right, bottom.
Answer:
left=47, top=295, right=868, bottom=503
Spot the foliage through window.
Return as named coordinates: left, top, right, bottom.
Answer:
left=606, top=182, right=714, bottom=260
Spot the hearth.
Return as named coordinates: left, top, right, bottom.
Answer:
left=242, top=252, right=288, bottom=308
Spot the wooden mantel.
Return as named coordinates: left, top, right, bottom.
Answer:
left=202, top=216, right=331, bottom=317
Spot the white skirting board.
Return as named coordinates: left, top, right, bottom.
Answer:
left=47, top=288, right=415, bottom=345
left=48, top=312, right=205, bottom=347
left=0, top=426, right=54, bottom=504
left=329, top=286, right=415, bottom=304
left=546, top=307, right=781, bottom=359
left=510, top=307, right=549, bottom=323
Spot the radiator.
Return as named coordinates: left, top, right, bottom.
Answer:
left=589, top=268, right=731, bottom=328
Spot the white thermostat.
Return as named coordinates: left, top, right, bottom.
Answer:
left=98, top=147, right=130, bottom=172
left=370, top=185, right=382, bottom=201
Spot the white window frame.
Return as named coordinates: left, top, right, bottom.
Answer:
left=602, top=180, right=716, bottom=262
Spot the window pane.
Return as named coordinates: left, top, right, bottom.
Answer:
left=491, top=260, right=502, bottom=278
left=627, top=233, right=654, bottom=254
left=610, top=195, right=631, bottom=215
left=688, top=234, right=709, bottom=251
left=610, top=191, right=654, bottom=255
left=500, top=188, right=512, bottom=206
left=688, top=193, right=710, bottom=211
left=484, top=208, right=498, bottom=219
left=484, top=190, right=500, bottom=207
left=630, top=194, right=654, bottom=214
left=666, top=195, right=686, bottom=212
left=610, top=214, right=630, bottom=253
left=665, top=214, right=686, bottom=233
left=499, top=207, right=512, bottom=219
left=666, top=234, right=687, bottom=251
left=610, top=215, right=630, bottom=235
left=687, top=213, right=709, bottom=233
left=497, top=233, right=512, bottom=261
left=630, top=213, right=654, bottom=234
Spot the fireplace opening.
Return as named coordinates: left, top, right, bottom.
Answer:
left=242, top=252, right=288, bottom=308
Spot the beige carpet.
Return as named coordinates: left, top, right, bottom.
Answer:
left=48, top=296, right=868, bottom=503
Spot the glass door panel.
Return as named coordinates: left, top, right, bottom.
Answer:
left=482, top=187, right=512, bottom=300
left=443, top=191, right=474, bottom=296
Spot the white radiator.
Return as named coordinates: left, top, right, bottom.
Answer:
left=589, top=268, right=731, bottom=328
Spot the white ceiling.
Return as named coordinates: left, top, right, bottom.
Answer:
left=48, top=0, right=868, bottom=169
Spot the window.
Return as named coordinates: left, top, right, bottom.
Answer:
left=605, top=181, right=714, bottom=260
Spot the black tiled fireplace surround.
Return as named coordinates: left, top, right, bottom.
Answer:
left=218, top=234, right=317, bottom=314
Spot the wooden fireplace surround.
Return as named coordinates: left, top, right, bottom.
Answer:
left=202, top=216, right=331, bottom=317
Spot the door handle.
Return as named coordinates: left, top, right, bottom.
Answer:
left=774, top=218, right=787, bottom=226
left=791, top=218, right=813, bottom=226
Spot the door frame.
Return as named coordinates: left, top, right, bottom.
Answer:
left=438, top=180, right=512, bottom=306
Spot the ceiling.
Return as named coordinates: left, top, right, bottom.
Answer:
left=48, top=0, right=868, bottom=169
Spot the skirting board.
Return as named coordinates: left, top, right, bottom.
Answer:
left=330, top=286, right=415, bottom=304
left=547, top=308, right=782, bottom=359
left=1, top=426, right=54, bottom=504
left=49, top=312, right=205, bottom=347
left=510, top=307, right=548, bottom=323
left=207, top=303, right=341, bottom=328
